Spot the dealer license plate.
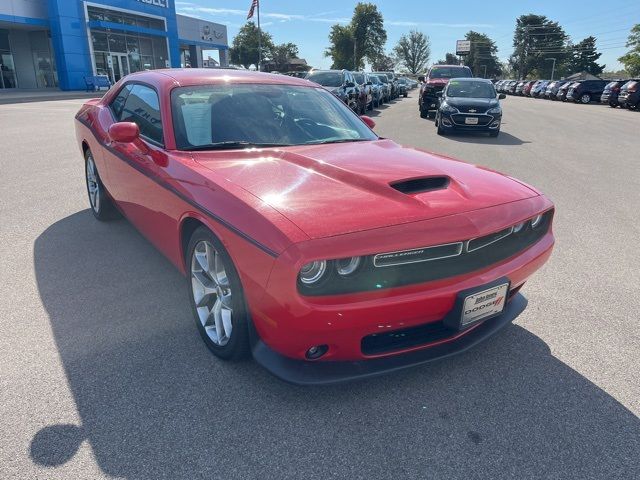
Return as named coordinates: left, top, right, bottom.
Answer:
left=460, top=283, right=509, bottom=327
left=464, top=117, right=479, bottom=125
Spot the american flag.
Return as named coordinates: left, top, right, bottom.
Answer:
left=247, top=0, right=259, bottom=19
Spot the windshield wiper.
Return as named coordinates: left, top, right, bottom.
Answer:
left=183, top=141, right=291, bottom=151
left=304, top=138, right=371, bottom=145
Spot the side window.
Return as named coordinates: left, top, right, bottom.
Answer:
left=110, top=84, right=133, bottom=120
left=120, top=84, right=163, bottom=145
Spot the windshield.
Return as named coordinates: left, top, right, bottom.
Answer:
left=306, top=71, right=343, bottom=87
left=429, top=67, right=472, bottom=79
left=446, top=80, right=496, bottom=98
left=374, top=74, right=388, bottom=83
left=171, top=84, right=378, bottom=150
left=353, top=73, right=364, bottom=84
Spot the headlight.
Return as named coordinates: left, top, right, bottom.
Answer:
left=531, top=215, right=543, bottom=228
left=487, top=106, right=502, bottom=114
left=513, top=221, right=525, bottom=233
left=440, top=103, right=458, bottom=113
left=336, top=257, right=361, bottom=276
left=299, top=260, right=327, bottom=285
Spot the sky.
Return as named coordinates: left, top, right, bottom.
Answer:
left=175, top=0, right=640, bottom=72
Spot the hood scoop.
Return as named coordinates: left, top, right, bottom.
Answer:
left=390, top=176, right=450, bottom=195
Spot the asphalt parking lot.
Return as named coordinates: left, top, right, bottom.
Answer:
left=1, top=92, right=639, bottom=479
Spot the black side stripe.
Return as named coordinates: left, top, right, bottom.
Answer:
left=77, top=117, right=279, bottom=258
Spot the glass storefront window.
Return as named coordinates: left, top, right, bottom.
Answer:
left=92, top=32, right=108, bottom=52
left=139, top=38, right=153, bottom=56
left=108, top=33, right=126, bottom=53
left=87, top=6, right=165, bottom=31
left=152, top=37, right=168, bottom=69
left=0, top=30, right=17, bottom=89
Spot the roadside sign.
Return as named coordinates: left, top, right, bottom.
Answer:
left=456, top=40, right=471, bottom=56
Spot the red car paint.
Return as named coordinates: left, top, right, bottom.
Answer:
left=75, top=69, right=554, bottom=369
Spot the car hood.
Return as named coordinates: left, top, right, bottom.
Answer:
left=191, top=139, right=538, bottom=239
left=426, top=78, right=449, bottom=87
left=444, top=97, right=498, bottom=109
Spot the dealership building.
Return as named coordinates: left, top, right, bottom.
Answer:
left=0, top=0, right=229, bottom=90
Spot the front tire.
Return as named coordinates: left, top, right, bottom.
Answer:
left=187, top=227, right=250, bottom=360
left=489, top=129, right=500, bottom=137
left=85, top=148, right=119, bottom=221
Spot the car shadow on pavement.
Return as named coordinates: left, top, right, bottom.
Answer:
left=443, top=130, right=530, bottom=146
left=32, top=211, right=640, bottom=479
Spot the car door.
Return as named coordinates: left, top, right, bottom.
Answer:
left=103, top=82, right=179, bottom=259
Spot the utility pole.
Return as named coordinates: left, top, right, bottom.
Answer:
left=545, top=57, right=556, bottom=80
left=354, top=38, right=357, bottom=70
left=481, top=64, right=487, bottom=78
left=520, top=24, right=529, bottom=80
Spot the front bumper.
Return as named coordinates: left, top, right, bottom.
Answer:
left=440, top=111, right=501, bottom=131
left=252, top=293, right=528, bottom=385
left=248, top=198, right=553, bottom=373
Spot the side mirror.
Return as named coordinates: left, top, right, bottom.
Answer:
left=366, top=81, right=372, bottom=86
left=418, top=76, right=425, bottom=82
left=436, top=91, right=443, bottom=98
left=345, top=81, right=355, bottom=88
left=109, top=122, right=139, bottom=143
left=360, top=115, right=376, bottom=129
left=499, top=93, right=506, bottom=99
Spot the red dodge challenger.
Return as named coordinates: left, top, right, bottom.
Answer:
left=75, top=69, right=554, bottom=384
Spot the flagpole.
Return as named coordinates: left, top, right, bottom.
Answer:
left=257, top=1, right=261, bottom=71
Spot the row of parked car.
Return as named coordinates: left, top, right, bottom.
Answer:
left=305, top=69, right=418, bottom=114
left=495, top=78, right=640, bottom=109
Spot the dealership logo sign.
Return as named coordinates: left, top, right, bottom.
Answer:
left=136, top=0, right=169, bottom=8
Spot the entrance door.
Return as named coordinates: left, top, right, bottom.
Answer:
left=109, top=54, right=130, bottom=83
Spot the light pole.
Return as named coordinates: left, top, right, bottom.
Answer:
left=481, top=64, right=487, bottom=78
left=545, top=57, right=556, bottom=81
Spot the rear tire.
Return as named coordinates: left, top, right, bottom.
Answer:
left=187, top=227, right=250, bottom=361
left=580, top=93, right=591, bottom=104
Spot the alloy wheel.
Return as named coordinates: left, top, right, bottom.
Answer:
left=190, top=240, right=233, bottom=346
left=86, top=154, right=100, bottom=213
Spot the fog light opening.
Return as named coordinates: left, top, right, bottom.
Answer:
left=305, top=344, right=329, bottom=360
left=442, top=118, right=452, bottom=126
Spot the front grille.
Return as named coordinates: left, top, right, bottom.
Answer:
left=361, top=320, right=455, bottom=355
left=456, top=105, right=488, bottom=113
left=361, top=285, right=523, bottom=355
left=451, top=114, right=493, bottom=126
left=298, top=210, right=553, bottom=296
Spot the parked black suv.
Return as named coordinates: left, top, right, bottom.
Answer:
left=566, top=80, right=608, bottom=104
left=352, top=72, right=373, bottom=114
left=306, top=69, right=359, bottom=111
left=601, top=80, right=627, bottom=107
left=617, top=79, right=640, bottom=109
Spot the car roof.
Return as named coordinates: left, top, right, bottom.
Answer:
left=128, top=68, right=318, bottom=88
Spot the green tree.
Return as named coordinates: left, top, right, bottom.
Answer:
left=229, top=22, right=274, bottom=69
left=351, top=3, right=387, bottom=67
left=393, top=30, right=430, bottom=74
left=325, top=24, right=355, bottom=69
left=436, top=53, right=460, bottom=65
left=509, top=14, right=568, bottom=79
left=463, top=31, right=502, bottom=78
left=567, top=36, right=604, bottom=74
left=618, top=24, right=640, bottom=76
left=371, top=53, right=396, bottom=71
left=325, top=2, right=387, bottom=70
left=270, top=42, right=299, bottom=71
